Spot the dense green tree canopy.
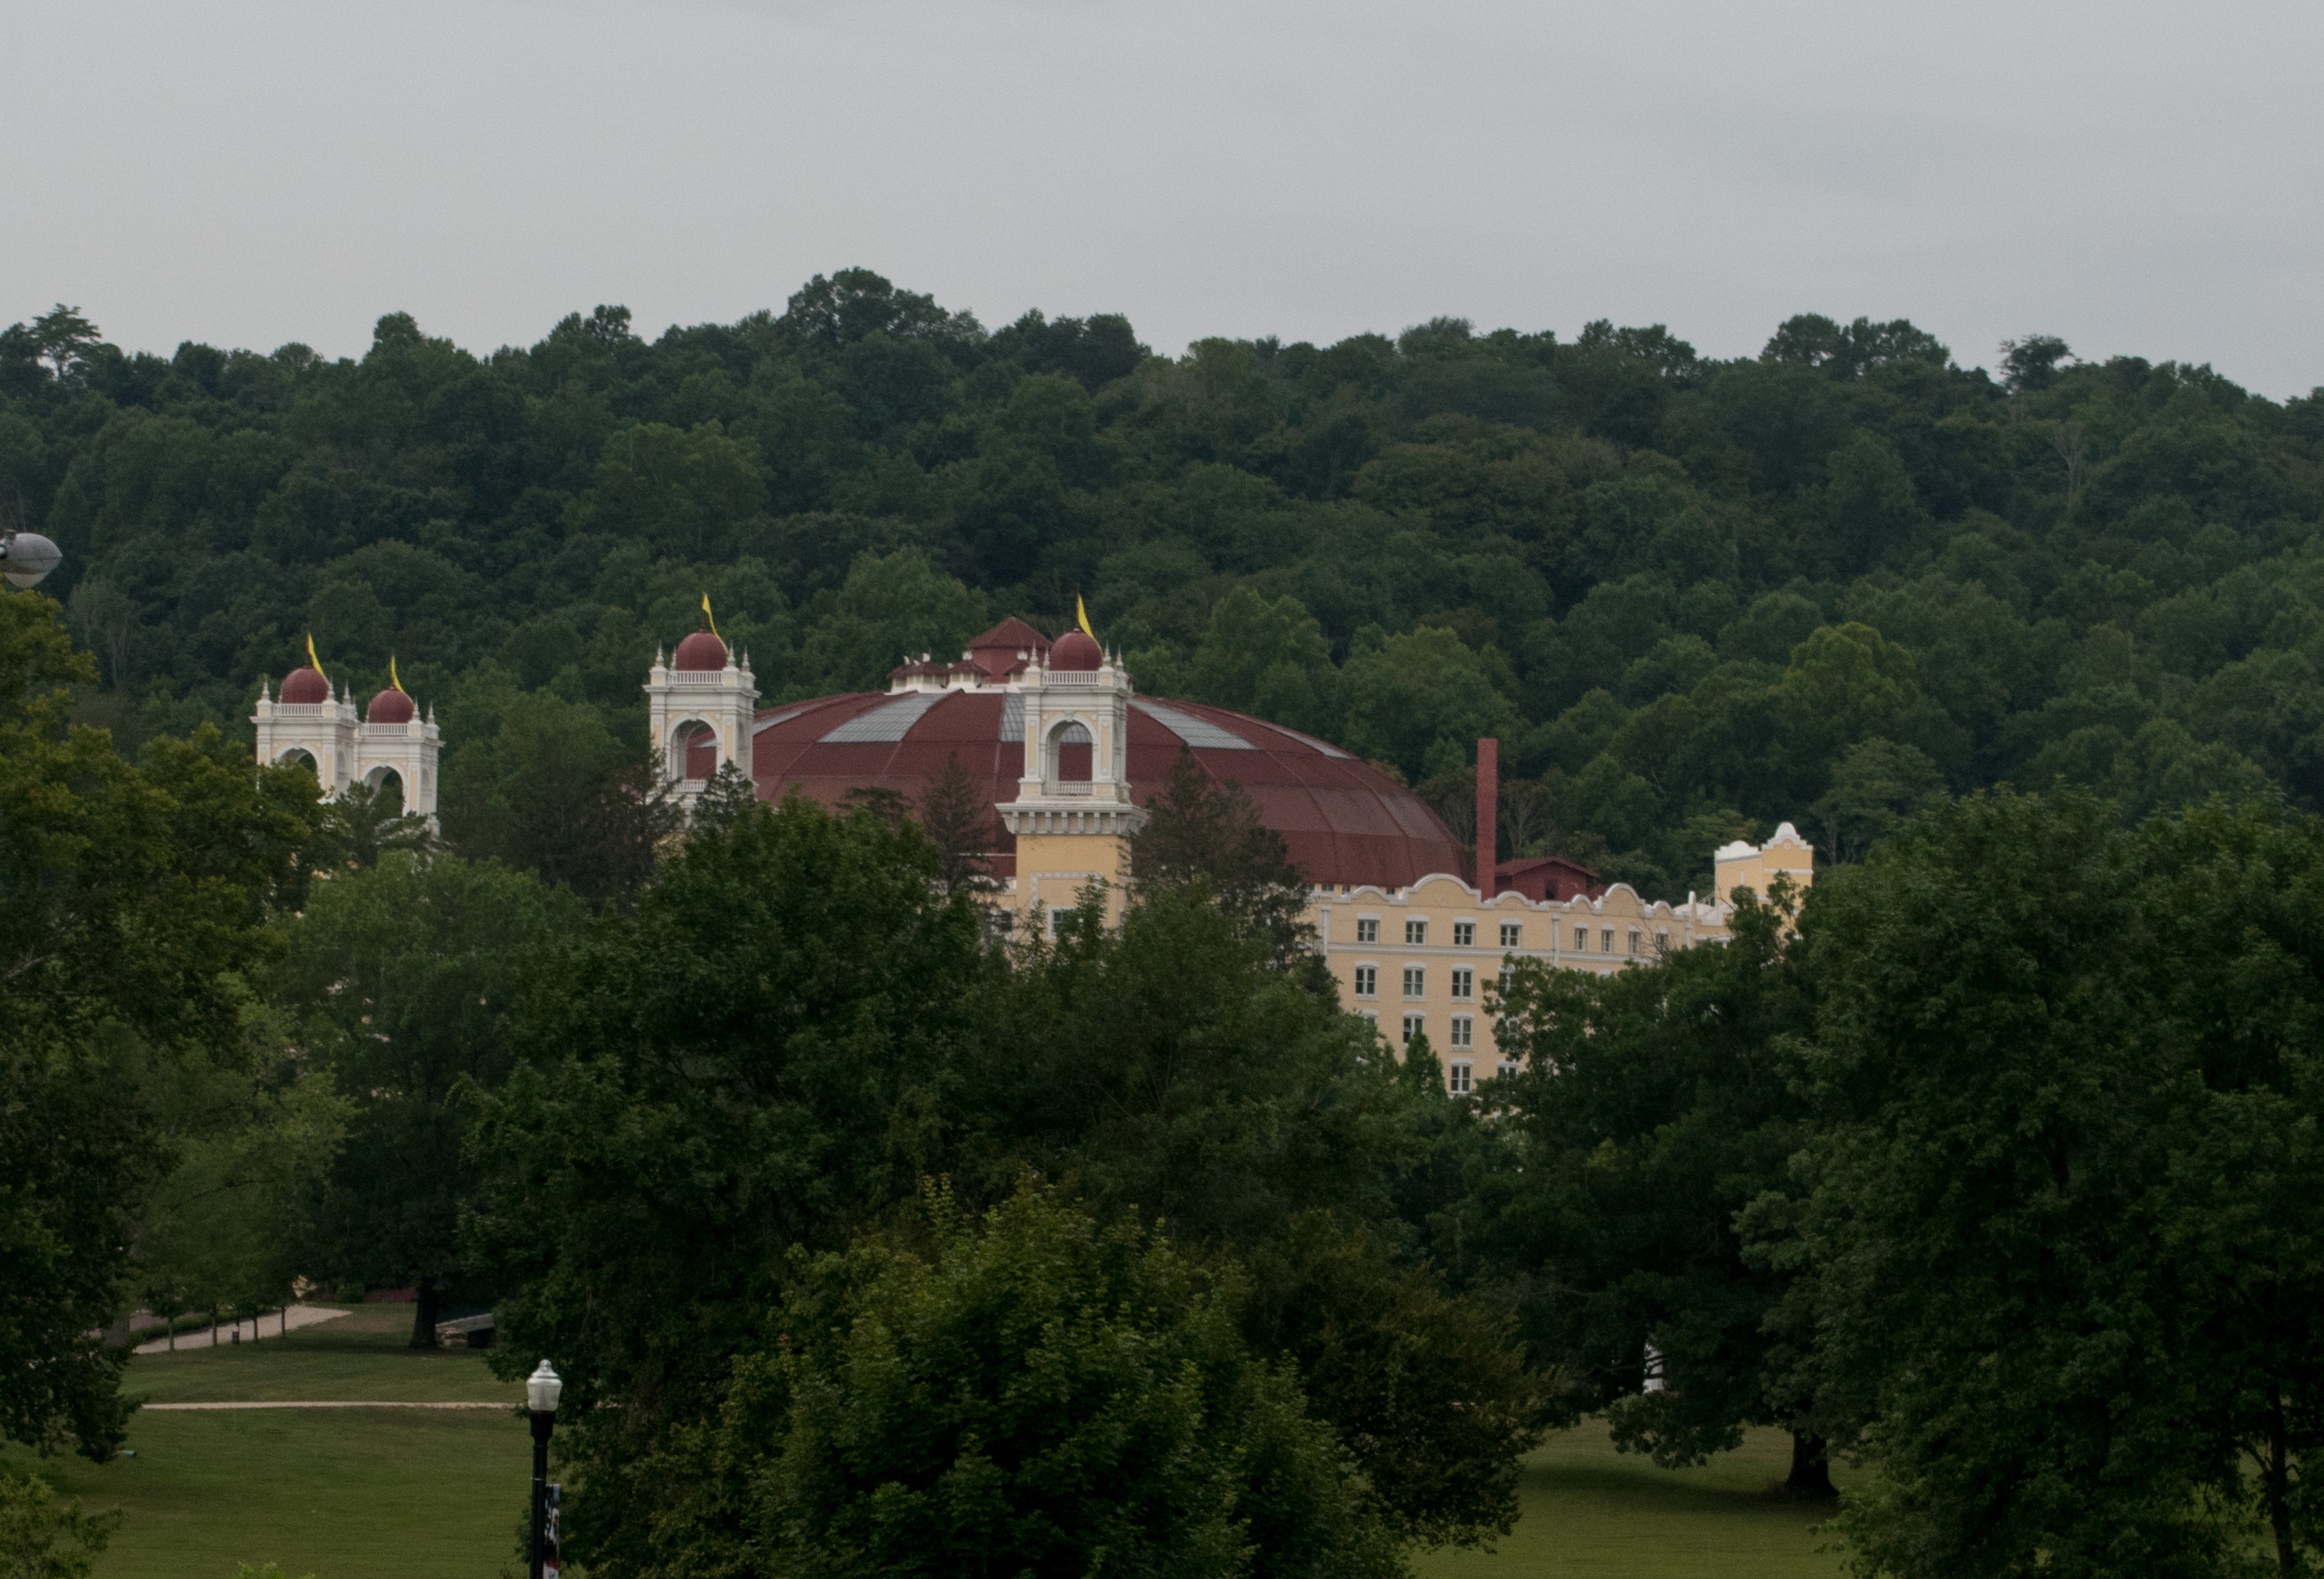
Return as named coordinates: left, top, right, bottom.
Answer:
left=273, top=852, right=588, bottom=1342
left=8, top=284, right=2318, bottom=897
left=1766, top=794, right=2324, bottom=1578
left=0, top=591, right=314, bottom=1458
left=1480, top=890, right=1823, bottom=1487
left=665, top=1184, right=1403, bottom=1579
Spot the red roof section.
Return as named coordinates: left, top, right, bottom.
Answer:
left=694, top=688, right=1466, bottom=888
left=1496, top=855, right=1604, bottom=903
left=281, top=667, right=328, bottom=704
left=964, top=617, right=1050, bottom=679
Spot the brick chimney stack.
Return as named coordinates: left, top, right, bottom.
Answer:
left=1476, top=737, right=1498, bottom=899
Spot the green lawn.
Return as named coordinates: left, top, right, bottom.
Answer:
left=124, top=1305, right=519, bottom=1405
left=13, top=1410, right=528, bottom=1579
left=6, top=1314, right=1849, bottom=1579
left=1416, top=1423, right=1847, bottom=1579
left=4, top=1306, right=531, bottom=1579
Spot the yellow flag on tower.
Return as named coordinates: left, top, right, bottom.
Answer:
left=1075, top=594, right=1095, bottom=640
left=305, top=632, right=326, bottom=681
left=701, top=591, right=720, bottom=640
left=389, top=654, right=407, bottom=694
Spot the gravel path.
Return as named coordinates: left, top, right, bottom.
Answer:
left=143, top=1401, right=508, bottom=1411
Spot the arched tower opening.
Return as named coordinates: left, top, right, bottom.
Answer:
left=361, top=763, right=407, bottom=813
left=669, top=718, right=720, bottom=780
left=1048, top=719, right=1094, bottom=784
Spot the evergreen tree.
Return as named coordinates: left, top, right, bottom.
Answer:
left=918, top=749, right=1001, bottom=894
left=1132, top=748, right=1315, bottom=970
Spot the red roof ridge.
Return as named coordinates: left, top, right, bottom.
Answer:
left=966, top=616, right=1050, bottom=653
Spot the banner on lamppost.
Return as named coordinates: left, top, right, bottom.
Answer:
left=544, top=1484, right=561, bottom=1578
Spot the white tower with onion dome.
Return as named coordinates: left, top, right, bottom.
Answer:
left=253, top=657, right=439, bottom=824
left=1000, top=628, right=1146, bottom=933
left=645, top=627, right=759, bottom=808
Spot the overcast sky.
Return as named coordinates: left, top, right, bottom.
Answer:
left=5, top=0, right=2320, bottom=395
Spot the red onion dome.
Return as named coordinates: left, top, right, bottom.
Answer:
left=280, top=667, right=329, bottom=704
left=367, top=688, right=416, bottom=724
left=1050, top=630, right=1102, bottom=671
left=673, top=631, right=728, bottom=671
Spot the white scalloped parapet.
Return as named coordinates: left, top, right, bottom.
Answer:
left=1715, top=823, right=1815, bottom=906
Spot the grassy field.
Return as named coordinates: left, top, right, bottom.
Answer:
left=124, top=1305, right=519, bottom=1406
left=5, top=1308, right=1849, bottom=1578
left=13, top=1410, right=527, bottom=1579
left=4, top=1306, right=531, bottom=1579
left=1417, top=1424, right=1848, bottom=1579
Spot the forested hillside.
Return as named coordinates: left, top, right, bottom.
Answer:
left=4, top=273, right=2319, bottom=898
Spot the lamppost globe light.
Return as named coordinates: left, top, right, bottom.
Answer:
left=527, top=1359, right=563, bottom=1579
left=0, top=531, right=63, bottom=589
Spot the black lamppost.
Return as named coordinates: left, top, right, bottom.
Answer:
left=526, top=1360, right=562, bottom=1579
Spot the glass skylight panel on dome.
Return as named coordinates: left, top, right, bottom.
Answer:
left=1132, top=700, right=1255, bottom=750
left=751, top=703, right=824, bottom=735
left=1254, top=721, right=1350, bottom=758
left=818, top=691, right=949, bottom=743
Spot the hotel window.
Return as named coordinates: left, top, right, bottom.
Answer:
left=1403, top=1014, right=1424, bottom=1044
left=1628, top=930, right=1640, bottom=957
left=1406, top=918, right=1427, bottom=945
left=1498, top=966, right=1514, bottom=996
left=1500, top=921, right=1522, bottom=948
left=1354, top=965, right=1377, bottom=998
left=1453, top=921, right=1475, bottom=947
left=1355, top=917, right=1379, bottom=944
left=1403, top=966, right=1425, bottom=999
left=1450, top=1014, right=1473, bottom=1048
left=1655, top=928, right=1670, bottom=956
left=1448, top=1060, right=1474, bottom=1095
left=1451, top=968, right=1474, bottom=1001
left=1358, top=1009, right=1377, bottom=1026
left=1497, top=1057, right=1520, bottom=1080
left=1601, top=928, right=1614, bottom=954
left=1573, top=925, right=1587, bottom=951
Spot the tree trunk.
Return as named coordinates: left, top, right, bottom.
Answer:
left=2268, top=1386, right=2296, bottom=1579
left=1786, top=1431, right=1837, bottom=1498
left=410, top=1279, right=440, bottom=1350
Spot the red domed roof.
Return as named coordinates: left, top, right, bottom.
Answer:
left=1050, top=631, right=1102, bottom=671
left=280, top=667, right=329, bottom=704
left=367, top=688, right=415, bottom=724
left=702, top=689, right=1464, bottom=888
left=673, top=631, right=728, bottom=672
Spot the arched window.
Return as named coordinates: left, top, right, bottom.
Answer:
left=1050, top=720, right=1093, bottom=783
left=277, top=746, right=319, bottom=778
